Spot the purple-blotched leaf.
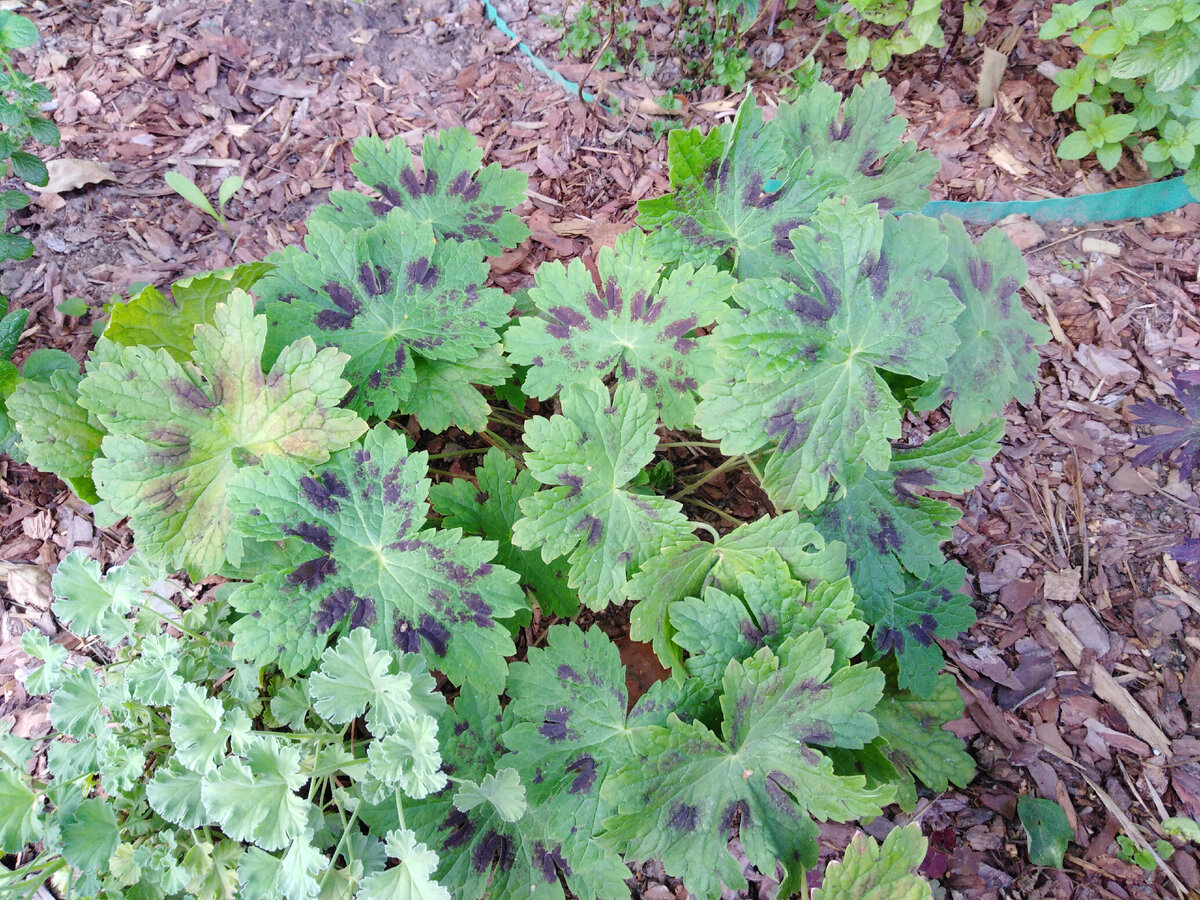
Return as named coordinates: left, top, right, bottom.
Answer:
left=227, top=424, right=525, bottom=689
left=1130, top=370, right=1200, bottom=479
left=308, top=129, right=529, bottom=255
left=504, top=228, right=734, bottom=429
left=256, top=213, right=512, bottom=423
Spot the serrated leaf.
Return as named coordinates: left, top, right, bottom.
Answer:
left=126, top=632, right=184, bottom=705
left=405, top=346, right=511, bottom=434
left=429, top=447, right=574, bottom=617
left=307, top=628, right=423, bottom=734
left=1017, top=796, right=1072, bottom=868
left=60, top=797, right=118, bottom=876
left=1130, top=370, right=1200, bottom=479
left=812, top=421, right=1002, bottom=600
left=637, top=94, right=832, bottom=278
left=774, top=79, right=940, bottom=213
left=601, top=631, right=892, bottom=899
left=357, top=829, right=450, bottom=900
left=812, top=825, right=933, bottom=900
left=913, top=219, right=1048, bottom=432
left=50, top=667, right=106, bottom=739
left=873, top=673, right=974, bottom=805
left=103, top=263, right=273, bottom=361
left=696, top=204, right=960, bottom=509
left=365, top=715, right=446, bottom=800
left=146, top=759, right=210, bottom=829
left=183, top=838, right=242, bottom=900
left=0, top=769, right=40, bottom=853
left=170, top=683, right=229, bottom=774
left=504, top=229, right=733, bottom=428
left=201, top=738, right=311, bottom=852
left=672, top=571, right=868, bottom=688
left=502, top=625, right=640, bottom=900
left=8, top=367, right=103, bottom=501
left=227, top=423, right=524, bottom=688
left=627, top=513, right=846, bottom=671
left=256, top=214, right=512, bottom=421
left=50, top=549, right=146, bottom=643
left=309, top=129, right=530, bottom=254
left=78, top=291, right=366, bottom=578
left=512, top=379, right=693, bottom=610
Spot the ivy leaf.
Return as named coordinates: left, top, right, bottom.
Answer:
left=8, top=365, right=104, bottom=503
left=0, top=769, right=40, bottom=852
left=1130, top=370, right=1200, bottom=479
left=913, top=218, right=1048, bottom=433
left=637, top=94, right=832, bottom=278
left=201, top=738, right=311, bottom=852
left=504, top=228, right=734, bottom=428
left=256, top=214, right=512, bottom=422
left=873, top=673, right=975, bottom=808
left=812, top=422, right=1002, bottom=597
left=812, top=825, right=933, bottom=900
left=406, top=347, right=512, bottom=434
left=773, top=78, right=940, bottom=213
left=696, top=203, right=960, bottom=510
left=429, top=447, right=575, bottom=617
left=671, top=571, right=868, bottom=688
left=78, top=291, right=366, bottom=578
left=502, top=625, right=640, bottom=900
left=601, top=631, right=892, bottom=899
left=227, top=423, right=525, bottom=689
left=309, top=129, right=529, bottom=255
left=627, top=513, right=846, bottom=671
left=357, top=829, right=451, bottom=900
left=512, top=379, right=693, bottom=610
left=872, top=565, right=975, bottom=697
left=103, top=263, right=274, bottom=361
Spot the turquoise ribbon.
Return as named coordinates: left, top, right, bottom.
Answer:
left=478, top=0, right=597, bottom=103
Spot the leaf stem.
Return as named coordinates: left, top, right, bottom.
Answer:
left=669, top=454, right=745, bottom=502
left=657, top=440, right=723, bottom=449
left=427, top=447, right=489, bottom=461
left=482, top=429, right=523, bottom=463
left=680, top=497, right=742, bottom=526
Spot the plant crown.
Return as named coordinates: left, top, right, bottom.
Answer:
left=2, top=80, right=1048, bottom=899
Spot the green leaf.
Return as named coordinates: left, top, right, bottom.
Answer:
left=126, top=633, right=184, bottom=705
left=365, top=715, right=446, bottom=800
left=0, top=12, right=39, bottom=50
left=201, top=738, right=311, bottom=851
left=627, top=513, right=846, bottom=671
left=695, top=204, right=960, bottom=509
left=774, top=78, right=940, bottom=213
left=405, top=346, right=512, bottom=434
left=60, top=797, right=119, bottom=876
left=50, top=667, right=106, bottom=738
left=0, top=306, right=28, bottom=358
left=429, top=447, right=575, bottom=617
left=309, top=129, right=530, bottom=255
left=357, top=829, right=450, bottom=900
left=171, top=683, right=229, bottom=773
left=8, top=368, right=104, bottom=500
left=20, top=629, right=66, bottom=694
left=504, top=228, right=733, bottom=428
left=453, top=767, right=527, bottom=822
left=873, top=673, right=974, bottom=805
left=512, top=379, right=693, bottom=610
left=217, top=174, right=244, bottom=215
left=636, top=94, right=833, bottom=278
left=913, top=219, right=1048, bottom=432
left=20, top=347, right=78, bottom=382
left=1163, top=817, right=1200, bottom=842
left=672, top=571, right=868, bottom=688
left=227, top=423, right=524, bottom=688
left=78, top=291, right=366, bottom=578
left=1017, top=795, right=1073, bottom=868
left=880, top=565, right=975, bottom=696
left=256, top=214, right=512, bottom=421
left=146, top=759, right=210, bottom=829
left=812, top=825, right=933, bottom=900
left=103, top=263, right=273, bottom=361
left=0, top=768, right=40, bottom=852
left=165, top=171, right=219, bottom=219
left=10, top=151, right=48, bottom=187
left=183, top=838, right=242, bottom=900
left=1057, top=130, right=1096, bottom=159
left=51, top=549, right=149, bottom=643
left=601, top=631, right=892, bottom=899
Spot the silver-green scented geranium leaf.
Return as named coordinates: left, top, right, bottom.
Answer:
left=627, top=513, right=846, bottom=672
left=773, top=78, right=940, bottom=214
left=913, top=217, right=1049, bottom=434
left=50, top=549, right=146, bottom=644
left=504, top=229, right=734, bottom=429
left=671, top=570, right=868, bottom=688
left=512, top=379, right=693, bottom=610
left=502, top=625, right=638, bottom=900
left=601, top=631, right=892, bottom=900
left=256, top=213, right=512, bottom=423
left=696, top=202, right=961, bottom=509
left=78, top=291, right=366, bottom=578
left=227, top=423, right=524, bottom=690
left=201, top=737, right=311, bottom=852
left=812, top=825, right=933, bottom=900
left=637, top=94, right=833, bottom=278
left=309, top=129, right=530, bottom=255
left=357, top=828, right=450, bottom=900
left=429, top=448, right=575, bottom=617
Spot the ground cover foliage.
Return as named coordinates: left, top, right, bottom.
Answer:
left=1, top=79, right=1048, bottom=899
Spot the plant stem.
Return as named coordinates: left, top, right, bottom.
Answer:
left=427, top=446, right=489, bottom=461
left=669, top=454, right=745, bottom=502
left=482, top=430, right=523, bottom=463
left=680, top=496, right=742, bottom=526
left=657, top=440, right=722, bottom=449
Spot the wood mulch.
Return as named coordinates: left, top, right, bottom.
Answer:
left=2, top=0, right=1199, bottom=898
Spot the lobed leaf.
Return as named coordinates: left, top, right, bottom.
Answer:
left=357, top=828, right=451, bottom=900
left=1130, top=370, right=1200, bottom=479
left=228, top=423, right=525, bottom=689
left=8, top=365, right=103, bottom=503
left=201, top=738, right=311, bottom=852
left=812, top=825, right=933, bottom=900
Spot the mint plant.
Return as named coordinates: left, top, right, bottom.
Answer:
left=1, top=78, right=1049, bottom=899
